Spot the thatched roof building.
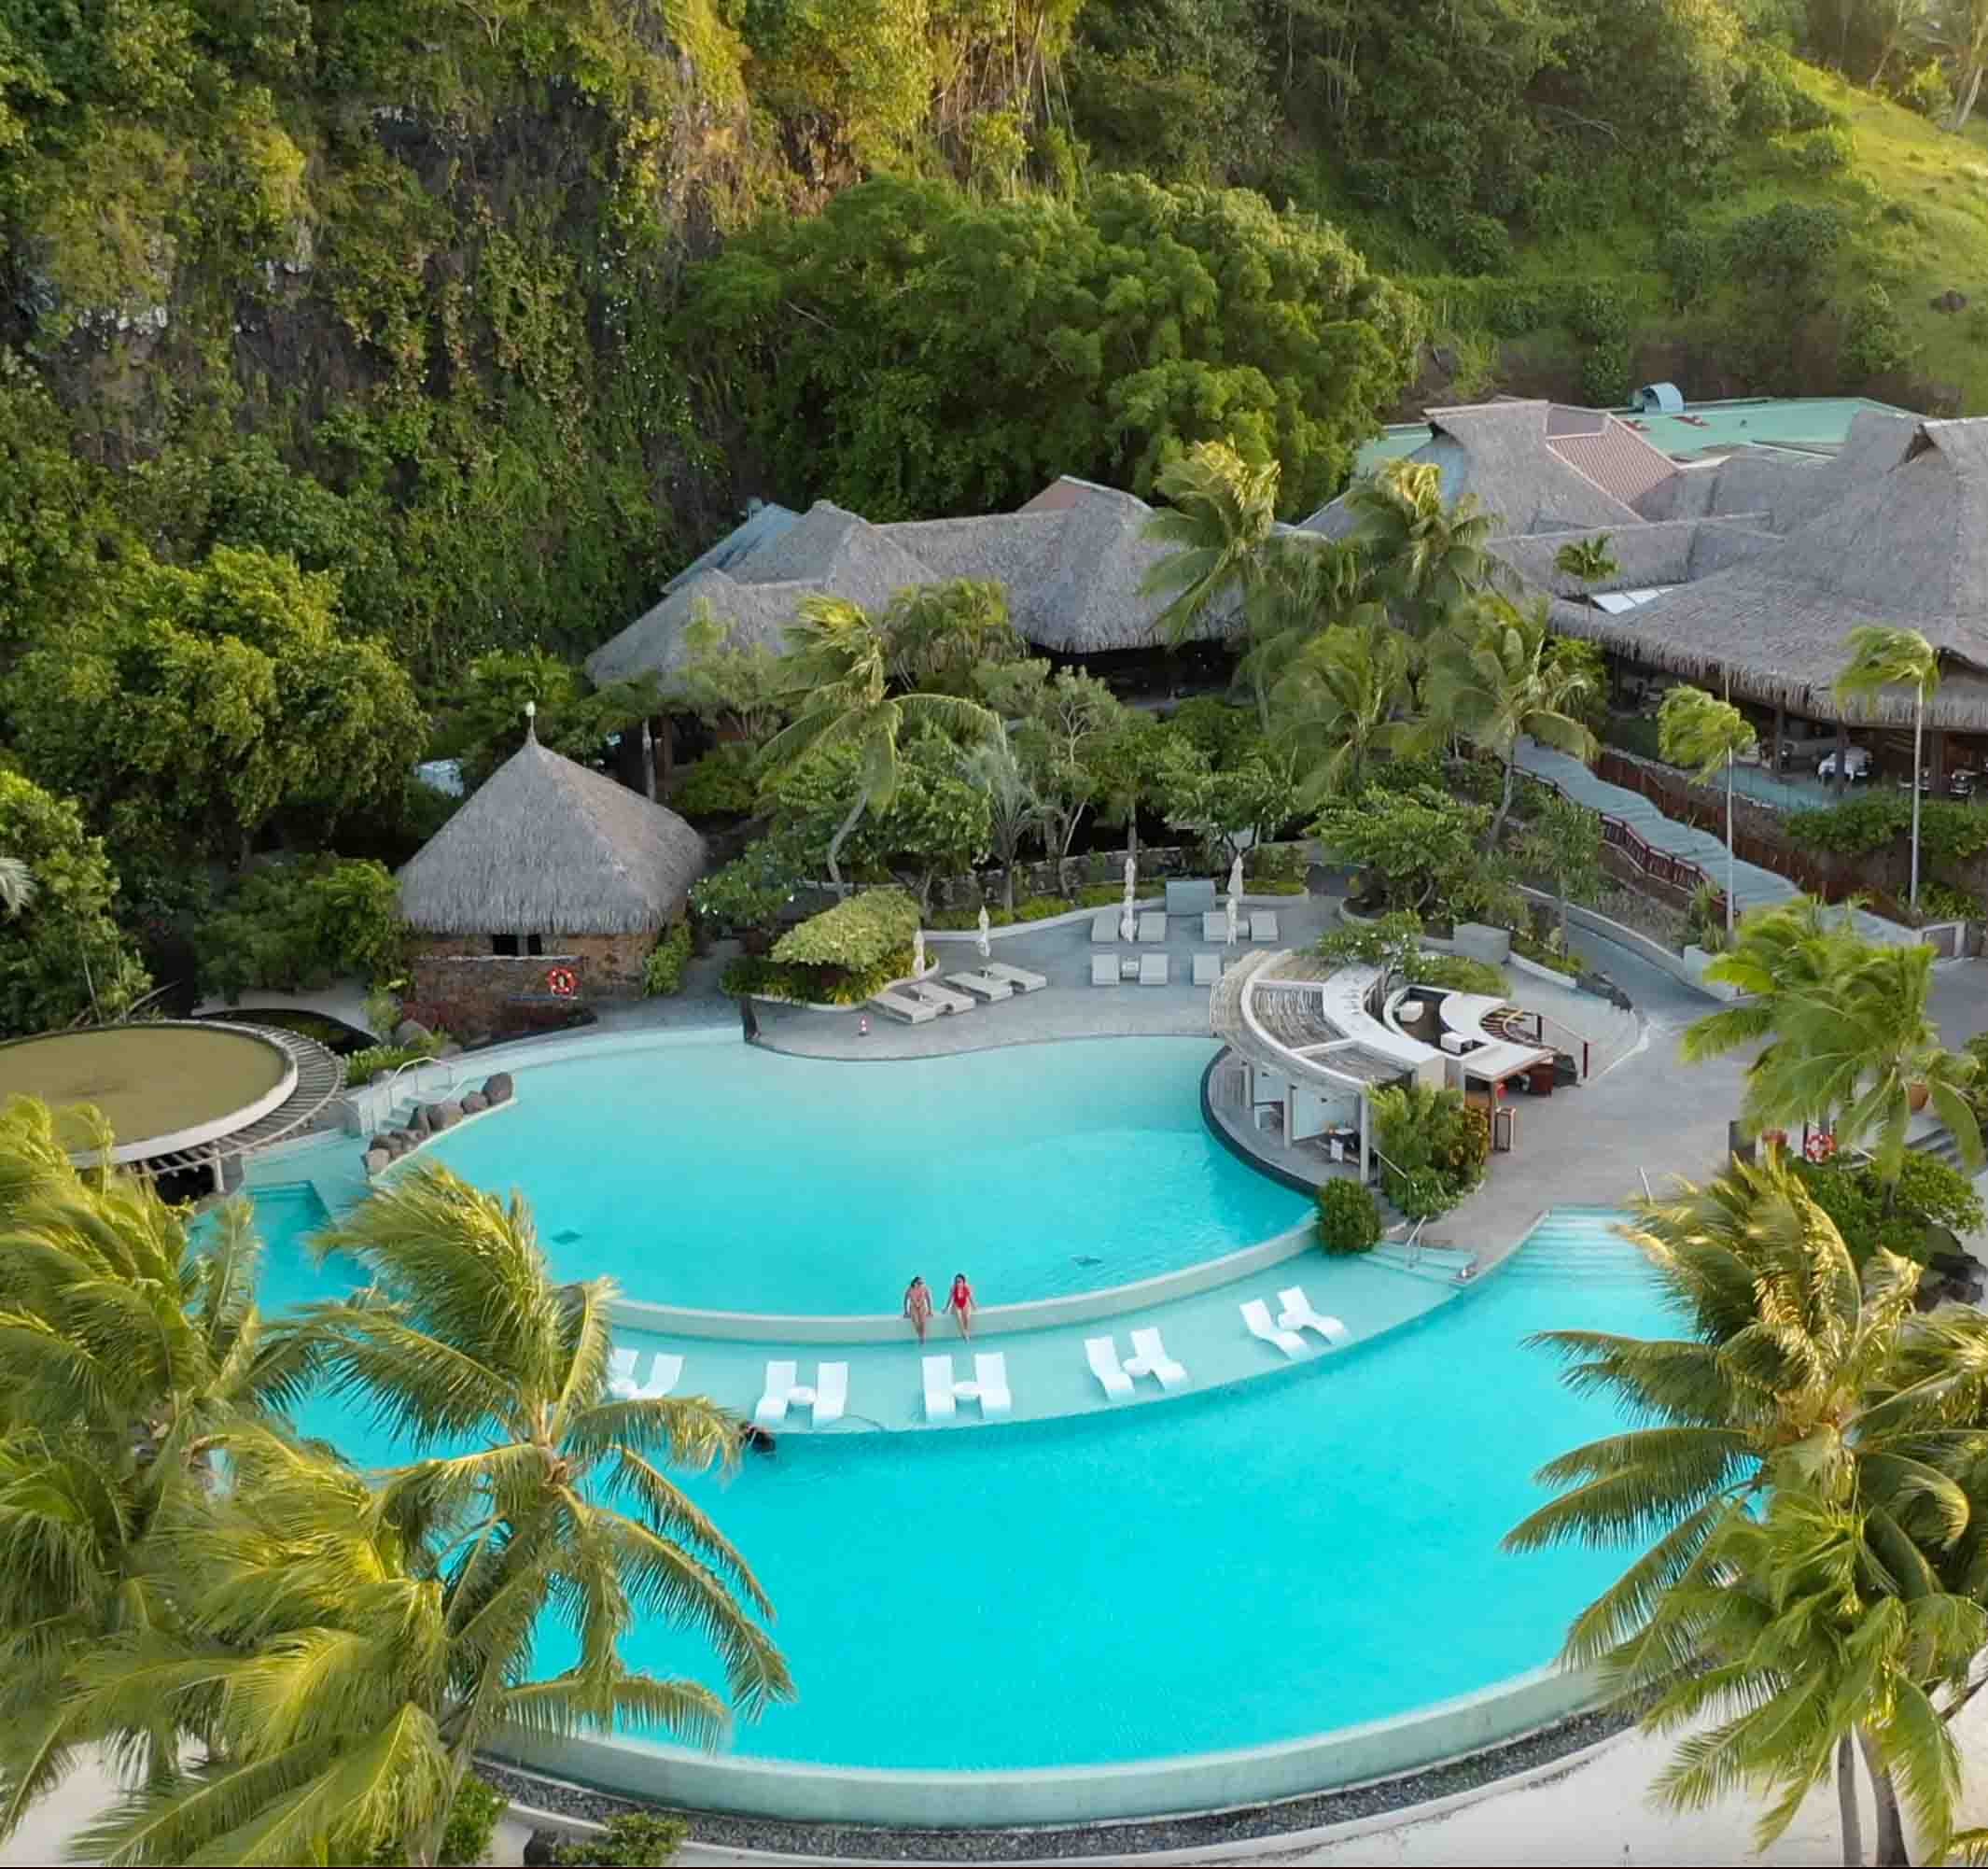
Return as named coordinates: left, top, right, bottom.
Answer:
left=584, top=477, right=1247, bottom=688
left=398, top=724, right=706, bottom=935
left=1539, top=417, right=1988, bottom=732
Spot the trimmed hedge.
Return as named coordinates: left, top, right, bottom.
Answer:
left=721, top=945, right=915, bottom=1006
left=773, top=888, right=921, bottom=969
left=643, top=920, right=693, bottom=997
left=1316, top=1179, right=1382, bottom=1255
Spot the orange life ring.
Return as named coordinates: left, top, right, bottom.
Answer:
left=546, top=965, right=578, bottom=998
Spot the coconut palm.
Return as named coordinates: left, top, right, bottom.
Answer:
left=1423, top=595, right=1597, bottom=848
left=1138, top=440, right=1281, bottom=646
left=1505, top=1158, right=1988, bottom=1866
left=1342, top=460, right=1498, bottom=635
left=1270, top=617, right=1416, bottom=807
left=0, top=1101, right=312, bottom=1836
left=760, top=596, right=998, bottom=888
left=1658, top=684, right=1758, bottom=940
left=217, top=1164, right=786, bottom=1866
left=1682, top=895, right=1864, bottom=1070
left=0, top=857, right=32, bottom=918
left=1231, top=532, right=1367, bottom=724
left=1551, top=534, right=1621, bottom=586
left=958, top=726, right=1039, bottom=911
left=1835, top=625, right=1940, bottom=910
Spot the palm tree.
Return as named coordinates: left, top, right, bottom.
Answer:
left=958, top=726, right=1039, bottom=911
left=1835, top=625, right=1940, bottom=911
left=1658, top=685, right=1758, bottom=940
left=1270, top=618, right=1415, bottom=807
left=0, top=1101, right=311, bottom=1836
left=1423, top=596, right=1597, bottom=848
left=0, top=857, right=32, bottom=918
left=1138, top=440, right=1281, bottom=646
left=1505, top=1158, right=1988, bottom=1866
left=1682, top=895, right=1863, bottom=1070
left=243, top=1165, right=780, bottom=1865
left=1551, top=534, right=1621, bottom=586
left=1342, top=460, right=1497, bottom=635
left=1232, top=532, right=1366, bottom=724
left=760, top=596, right=998, bottom=889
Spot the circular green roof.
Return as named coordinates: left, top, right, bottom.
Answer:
left=0, top=1023, right=297, bottom=1163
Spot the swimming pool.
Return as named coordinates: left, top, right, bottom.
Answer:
left=250, top=1187, right=1673, bottom=1794
left=409, top=1036, right=1309, bottom=1314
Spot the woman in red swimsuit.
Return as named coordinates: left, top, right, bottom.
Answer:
left=944, top=1272, right=976, bottom=1340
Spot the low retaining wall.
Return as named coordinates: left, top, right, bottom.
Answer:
left=608, top=1219, right=1315, bottom=1342
left=489, top=1662, right=1602, bottom=1828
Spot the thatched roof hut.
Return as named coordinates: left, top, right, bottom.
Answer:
left=398, top=724, right=706, bottom=934
left=1539, top=418, right=1988, bottom=731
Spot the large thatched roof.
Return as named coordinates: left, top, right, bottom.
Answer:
left=398, top=727, right=706, bottom=934
left=1539, top=418, right=1988, bottom=731
left=1300, top=400, right=1660, bottom=540
left=585, top=476, right=1258, bottom=684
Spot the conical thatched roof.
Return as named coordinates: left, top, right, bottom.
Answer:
left=398, top=728, right=706, bottom=934
left=1543, top=418, right=1988, bottom=730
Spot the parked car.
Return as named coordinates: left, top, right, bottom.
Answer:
left=1816, top=746, right=1872, bottom=780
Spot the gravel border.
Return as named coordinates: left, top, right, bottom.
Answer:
left=477, top=1702, right=1639, bottom=1862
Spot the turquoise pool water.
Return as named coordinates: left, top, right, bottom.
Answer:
left=407, top=1036, right=1308, bottom=1314
left=251, top=1191, right=1674, bottom=1772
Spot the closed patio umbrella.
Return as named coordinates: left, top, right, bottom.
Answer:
left=976, top=905, right=991, bottom=960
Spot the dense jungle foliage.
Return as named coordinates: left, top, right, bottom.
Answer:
left=5, top=0, right=1988, bottom=1031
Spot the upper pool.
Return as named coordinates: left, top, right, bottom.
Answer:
left=413, top=1036, right=1308, bottom=1314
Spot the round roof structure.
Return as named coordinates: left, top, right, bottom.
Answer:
left=0, top=1021, right=315, bottom=1166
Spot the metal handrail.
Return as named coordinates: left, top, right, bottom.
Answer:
left=383, top=1056, right=458, bottom=1102
left=1404, top=1216, right=1427, bottom=1267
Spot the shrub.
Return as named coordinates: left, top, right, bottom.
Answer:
left=1840, top=283, right=1907, bottom=381
left=670, top=743, right=760, bottom=817
left=441, top=1776, right=505, bottom=1868
left=1787, top=125, right=1854, bottom=174
left=1918, top=881, right=1980, bottom=924
left=1657, top=226, right=1715, bottom=310
left=1790, top=1152, right=1984, bottom=1270
left=1891, top=59, right=1953, bottom=120
left=1509, top=931, right=1580, bottom=977
left=1446, top=211, right=1513, bottom=275
left=553, top=1812, right=690, bottom=1866
left=693, top=838, right=807, bottom=934
left=1368, top=1079, right=1491, bottom=1219
left=1406, top=952, right=1508, bottom=993
left=195, top=857, right=406, bottom=1000
left=1316, top=1178, right=1382, bottom=1255
left=1787, top=795, right=1988, bottom=864
left=773, top=888, right=920, bottom=970
left=643, top=920, right=693, bottom=997
left=721, top=944, right=915, bottom=1005
left=344, top=1033, right=444, bottom=1088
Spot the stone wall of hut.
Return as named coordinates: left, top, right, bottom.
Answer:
left=407, top=929, right=656, bottom=1034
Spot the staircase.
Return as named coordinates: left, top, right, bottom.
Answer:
left=1507, top=1207, right=1649, bottom=1281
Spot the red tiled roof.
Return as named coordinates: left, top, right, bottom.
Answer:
left=1547, top=420, right=1677, bottom=510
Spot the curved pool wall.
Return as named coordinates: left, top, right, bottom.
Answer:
left=490, top=1662, right=1599, bottom=1827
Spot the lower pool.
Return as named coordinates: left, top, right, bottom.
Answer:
left=408, top=1035, right=1308, bottom=1314
left=252, top=1189, right=1670, bottom=1775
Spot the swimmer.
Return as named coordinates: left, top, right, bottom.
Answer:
left=903, top=1275, right=934, bottom=1344
left=944, top=1271, right=976, bottom=1340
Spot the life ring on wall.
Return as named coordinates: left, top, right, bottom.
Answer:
left=546, top=965, right=578, bottom=998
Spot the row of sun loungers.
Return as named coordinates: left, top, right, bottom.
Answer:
left=870, top=960, right=1048, bottom=1024
left=612, top=1281, right=1350, bottom=1436
left=1091, top=910, right=1281, bottom=945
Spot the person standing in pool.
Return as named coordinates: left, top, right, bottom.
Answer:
left=945, top=1272, right=976, bottom=1339
left=903, top=1276, right=934, bottom=1344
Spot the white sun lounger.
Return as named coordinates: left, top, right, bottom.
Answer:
left=1126, top=1327, right=1188, bottom=1390
left=908, top=979, right=975, bottom=1014
left=1085, top=1335, right=1135, bottom=1400
left=756, top=1358, right=848, bottom=1426
left=1090, top=912, right=1119, bottom=944
left=972, top=1352, right=1013, bottom=1417
left=1278, top=1286, right=1349, bottom=1346
left=925, top=1351, right=1013, bottom=1421
left=1251, top=910, right=1280, bottom=942
left=1138, top=952, right=1169, bottom=986
left=984, top=962, right=1046, bottom=993
left=608, top=1347, right=639, bottom=1389
left=1240, top=1298, right=1306, bottom=1358
left=1201, top=910, right=1227, bottom=943
left=1192, top=952, right=1223, bottom=987
left=1090, top=954, right=1120, bottom=987
left=870, top=988, right=937, bottom=1024
left=1136, top=910, right=1167, bottom=943
left=946, top=970, right=1014, bottom=1002
left=610, top=1352, right=683, bottom=1399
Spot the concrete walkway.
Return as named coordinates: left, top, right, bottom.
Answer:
left=1515, top=738, right=1903, bottom=941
